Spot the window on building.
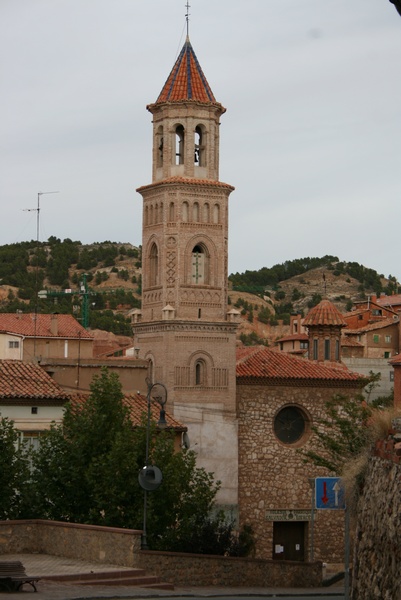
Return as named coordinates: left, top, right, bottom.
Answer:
left=194, top=125, right=205, bottom=167
left=373, top=334, right=379, bottom=343
left=335, top=339, right=340, bottom=361
left=169, top=202, right=175, bottom=222
left=175, top=125, right=185, bottom=165
left=191, top=244, right=209, bottom=285
left=372, top=309, right=382, bottom=316
left=300, top=341, right=308, bottom=350
left=313, top=339, right=318, bottom=360
left=324, top=339, right=330, bottom=360
left=385, top=335, right=391, bottom=343
left=195, top=360, right=205, bottom=385
left=8, top=341, right=20, bottom=349
left=149, top=243, right=159, bottom=287
left=157, top=126, right=163, bottom=167
left=274, top=406, right=309, bottom=446
left=384, top=351, right=390, bottom=359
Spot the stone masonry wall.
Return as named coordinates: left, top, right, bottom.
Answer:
left=0, top=520, right=322, bottom=587
left=351, top=441, right=401, bottom=600
left=237, top=383, right=358, bottom=562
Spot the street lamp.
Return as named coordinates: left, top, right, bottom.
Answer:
left=138, top=380, right=168, bottom=550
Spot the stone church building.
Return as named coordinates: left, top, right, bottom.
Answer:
left=132, top=35, right=367, bottom=562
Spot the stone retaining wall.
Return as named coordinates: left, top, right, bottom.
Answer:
left=0, top=520, right=322, bottom=587
left=352, top=439, right=401, bottom=599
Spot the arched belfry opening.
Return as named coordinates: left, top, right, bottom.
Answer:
left=194, top=125, right=206, bottom=167
left=157, top=126, right=163, bottom=167
left=149, top=242, right=159, bottom=287
left=191, top=243, right=209, bottom=285
left=175, top=125, right=185, bottom=165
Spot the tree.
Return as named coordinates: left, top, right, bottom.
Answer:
left=27, top=369, right=240, bottom=553
left=0, top=418, right=30, bottom=519
left=301, top=394, right=373, bottom=474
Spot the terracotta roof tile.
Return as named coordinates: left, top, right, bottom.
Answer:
left=275, top=333, right=309, bottom=343
left=155, top=38, right=216, bottom=105
left=137, top=176, right=234, bottom=194
left=344, top=317, right=398, bottom=334
left=341, top=337, right=364, bottom=347
left=236, top=346, right=364, bottom=384
left=0, top=313, right=93, bottom=339
left=376, top=294, right=401, bottom=308
left=0, top=360, right=68, bottom=401
left=303, top=300, right=346, bottom=328
left=69, top=392, right=186, bottom=431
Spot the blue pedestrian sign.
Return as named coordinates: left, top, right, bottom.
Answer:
left=315, top=477, right=345, bottom=510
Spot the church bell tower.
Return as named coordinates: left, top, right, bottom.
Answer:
left=133, top=36, right=239, bottom=508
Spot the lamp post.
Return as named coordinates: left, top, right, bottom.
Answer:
left=139, top=381, right=167, bottom=550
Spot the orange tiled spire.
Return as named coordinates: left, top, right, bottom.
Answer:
left=303, top=299, right=347, bottom=328
left=155, top=37, right=216, bottom=104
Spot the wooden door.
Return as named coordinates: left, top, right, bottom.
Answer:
left=273, top=521, right=305, bottom=561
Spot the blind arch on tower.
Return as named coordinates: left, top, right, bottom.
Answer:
left=147, top=240, right=160, bottom=288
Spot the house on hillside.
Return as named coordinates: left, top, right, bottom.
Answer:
left=0, top=313, right=94, bottom=362
left=275, top=314, right=308, bottom=355
left=236, top=344, right=366, bottom=563
left=0, top=359, right=69, bottom=447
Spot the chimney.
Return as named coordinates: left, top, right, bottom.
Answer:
left=50, top=314, right=59, bottom=335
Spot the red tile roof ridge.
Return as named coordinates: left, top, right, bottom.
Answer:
left=0, top=359, right=69, bottom=399
left=344, top=317, right=398, bottom=334
left=137, top=177, right=235, bottom=193
left=0, top=313, right=93, bottom=339
left=236, top=346, right=365, bottom=383
left=275, top=333, right=309, bottom=343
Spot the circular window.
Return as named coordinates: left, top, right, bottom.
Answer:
left=274, top=406, right=307, bottom=445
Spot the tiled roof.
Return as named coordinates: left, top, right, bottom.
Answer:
left=389, top=354, right=401, bottom=365
left=69, top=392, right=186, bottom=431
left=0, top=313, right=93, bottom=339
left=0, top=360, right=68, bottom=401
left=236, top=346, right=364, bottom=384
left=376, top=294, right=401, bottom=308
left=344, top=317, right=398, bottom=335
left=303, top=300, right=347, bottom=328
left=137, top=176, right=235, bottom=194
left=155, top=37, right=217, bottom=105
left=275, top=333, right=309, bottom=343
left=341, top=337, right=364, bottom=347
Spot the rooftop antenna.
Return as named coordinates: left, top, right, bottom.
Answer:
left=185, top=1, right=191, bottom=37
left=24, top=190, right=59, bottom=359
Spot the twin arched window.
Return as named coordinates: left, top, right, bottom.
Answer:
left=191, top=244, right=209, bottom=285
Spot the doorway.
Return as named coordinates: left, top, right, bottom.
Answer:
left=273, top=521, right=306, bottom=561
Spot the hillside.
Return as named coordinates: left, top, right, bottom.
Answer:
left=0, top=240, right=397, bottom=346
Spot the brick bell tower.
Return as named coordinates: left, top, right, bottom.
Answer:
left=132, top=35, right=239, bottom=509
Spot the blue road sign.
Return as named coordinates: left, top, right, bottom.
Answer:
left=315, top=477, right=345, bottom=510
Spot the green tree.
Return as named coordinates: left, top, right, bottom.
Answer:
left=27, top=369, right=239, bottom=553
left=0, top=418, right=30, bottom=519
left=301, top=393, right=372, bottom=474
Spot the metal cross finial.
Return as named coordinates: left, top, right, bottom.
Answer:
left=185, top=1, right=191, bottom=37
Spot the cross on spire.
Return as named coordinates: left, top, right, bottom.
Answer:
left=185, top=1, right=191, bottom=37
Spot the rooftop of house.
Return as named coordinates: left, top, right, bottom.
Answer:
left=303, top=299, right=347, bottom=328
left=375, top=293, right=401, bottom=309
left=343, top=316, right=399, bottom=335
left=69, top=392, right=186, bottom=431
left=236, top=345, right=365, bottom=385
left=0, top=359, right=69, bottom=402
left=153, top=37, right=217, bottom=105
left=275, top=333, right=309, bottom=343
left=0, top=313, right=93, bottom=339
left=341, top=337, right=364, bottom=348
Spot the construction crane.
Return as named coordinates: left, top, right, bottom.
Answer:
left=38, top=273, right=93, bottom=328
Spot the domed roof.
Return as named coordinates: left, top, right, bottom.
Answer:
left=303, top=299, right=347, bottom=328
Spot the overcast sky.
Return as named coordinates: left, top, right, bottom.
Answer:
left=1, top=0, right=400, bottom=279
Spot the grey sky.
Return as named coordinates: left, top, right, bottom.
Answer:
left=1, top=1, right=400, bottom=279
